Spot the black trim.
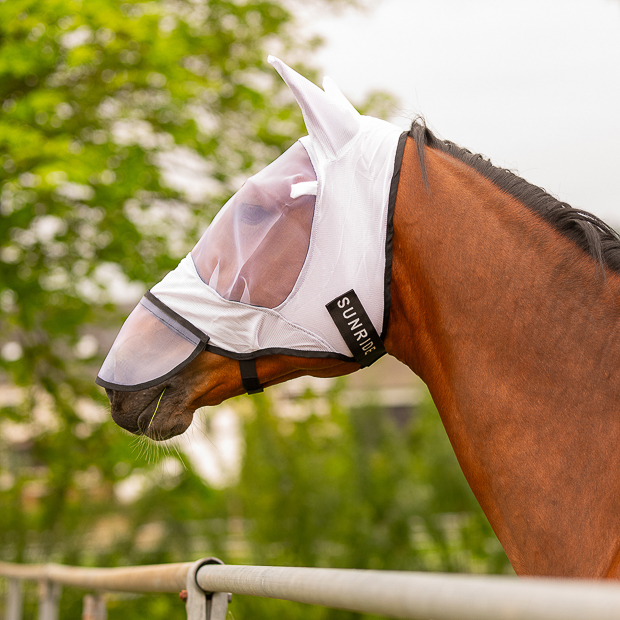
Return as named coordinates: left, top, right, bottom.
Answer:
left=204, top=342, right=355, bottom=363
left=382, top=131, right=408, bottom=339
left=95, top=341, right=207, bottom=392
left=98, top=343, right=355, bottom=392
left=144, top=290, right=210, bottom=343
left=239, top=358, right=263, bottom=394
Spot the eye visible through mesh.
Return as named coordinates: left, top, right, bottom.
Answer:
left=191, top=142, right=317, bottom=308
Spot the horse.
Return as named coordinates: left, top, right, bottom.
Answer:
left=102, top=60, right=620, bottom=580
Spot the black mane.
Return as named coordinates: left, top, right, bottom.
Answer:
left=409, top=120, right=620, bottom=273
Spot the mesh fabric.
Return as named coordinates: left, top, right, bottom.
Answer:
left=97, top=297, right=205, bottom=390
left=192, top=142, right=316, bottom=308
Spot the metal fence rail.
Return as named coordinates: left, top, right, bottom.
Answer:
left=4, top=558, right=620, bottom=620
left=0, top=560, right=191, bottom=593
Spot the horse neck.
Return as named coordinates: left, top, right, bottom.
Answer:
left=386, top=137, right=620, bottom=578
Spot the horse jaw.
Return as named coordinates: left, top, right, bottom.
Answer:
left=106, top=351, right=359, bottom=441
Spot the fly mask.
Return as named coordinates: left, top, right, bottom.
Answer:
left=96, top=56, right=407, bottom=394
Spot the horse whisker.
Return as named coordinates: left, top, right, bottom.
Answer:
left=148, top=388, right=167, bottom=431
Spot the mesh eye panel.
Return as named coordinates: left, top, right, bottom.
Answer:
left=191, top=142, right=316, bottom=309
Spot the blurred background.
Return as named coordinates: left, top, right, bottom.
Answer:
left=0, top=0, right=617, bottom=617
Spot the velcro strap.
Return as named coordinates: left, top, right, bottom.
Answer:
left=326, top=289, right=386, bottom=368
left=290, top=180, right=318, bottom=198
left=239, top=358, right=263, bottom=394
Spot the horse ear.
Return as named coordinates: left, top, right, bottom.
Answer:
left=268, top=55, right=361, bottom=158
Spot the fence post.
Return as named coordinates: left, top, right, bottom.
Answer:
left=6, top=578, right=23, bottom=620
left=185, top=558, right=229, bottom=620
left=37, top=580, right=61, bottom=620
left=82, top=594, right=107, bottom=620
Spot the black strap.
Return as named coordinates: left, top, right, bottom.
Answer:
left=382, top=130, right=408, bottom=338
left=239, top=358, right=263, bottom=394
left=326, top=289, right=386, bottom=368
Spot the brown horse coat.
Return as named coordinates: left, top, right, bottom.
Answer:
left=387, top=130, right=620, bottom=578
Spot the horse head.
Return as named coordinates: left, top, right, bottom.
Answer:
left=98, top=57, right=405, bottom=440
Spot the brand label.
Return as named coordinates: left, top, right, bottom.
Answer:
left=326, top=289, right=386, bottom=368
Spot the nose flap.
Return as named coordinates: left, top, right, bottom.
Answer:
left=96, top=292, right=208, bottom=392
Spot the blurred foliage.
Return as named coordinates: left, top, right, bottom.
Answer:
left=226, top=386, right=510, bottom=619
left=0, top=0, right=507, bottom=617
left=1, top=386, right=510, bottom=619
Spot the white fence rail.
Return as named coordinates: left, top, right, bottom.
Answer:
left=3, top=558, right=620, bottom=620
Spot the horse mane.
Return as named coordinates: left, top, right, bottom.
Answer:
left=409, top=120, right=620, bottom=273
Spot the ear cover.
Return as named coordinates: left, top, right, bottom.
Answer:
left=268, top=55, right=361, bottom=159
left=322, top=76, right=359, bottom=117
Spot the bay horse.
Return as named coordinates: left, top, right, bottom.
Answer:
left=104, top=69, right=620, bottom=580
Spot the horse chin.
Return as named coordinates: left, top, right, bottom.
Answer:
left=140, top=405, right=193, bottom=441
left=108, top=381, right=196, bottom=441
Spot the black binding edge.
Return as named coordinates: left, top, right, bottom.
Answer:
left=144, top=291, right=210, bottom=342
left=381, top=131, right=408, bottom=339
left=239, top=358, right=263, bottom=394
left=98, top=344, right=354, bottom=392
left=98, top=345, right=353, bottom=392
left=205, top=343, right=354, bottom=363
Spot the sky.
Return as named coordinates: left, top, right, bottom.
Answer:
left=302, top=0, right=620, bottom=224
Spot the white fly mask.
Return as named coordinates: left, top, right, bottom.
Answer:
left=97, top=56, right=407, bottom=393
